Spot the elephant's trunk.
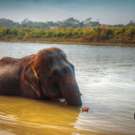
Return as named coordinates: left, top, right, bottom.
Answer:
left=60, top=75, right=82, bottom=106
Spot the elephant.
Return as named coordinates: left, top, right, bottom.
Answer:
left=0, top=48, right=82, bottom=106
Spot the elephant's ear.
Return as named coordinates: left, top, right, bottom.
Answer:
left=20, top=61, right=42, bottom=99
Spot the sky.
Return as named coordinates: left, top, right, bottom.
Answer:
left=0, top=0, right=135, bottom=24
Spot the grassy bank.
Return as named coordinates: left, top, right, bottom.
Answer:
left=0, top=26, right=135, bottom=47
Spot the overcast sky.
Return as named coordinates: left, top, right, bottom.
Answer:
left=0, top=0, right=135, bottom=24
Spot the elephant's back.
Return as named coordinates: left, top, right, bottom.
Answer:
left=0, top=57, right=21, bottom=95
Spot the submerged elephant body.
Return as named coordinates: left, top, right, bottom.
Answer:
left=0, top=48, right=82, bottom=106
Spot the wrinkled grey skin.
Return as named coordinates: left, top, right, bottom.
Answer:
left=43, top=50, right=82, bottom=106
left=0, top=48, right=82, bottom=106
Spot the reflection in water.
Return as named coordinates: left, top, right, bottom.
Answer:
left=0, top=96, right=89, bottom=135
left=0, top=42, right=135, bottom=135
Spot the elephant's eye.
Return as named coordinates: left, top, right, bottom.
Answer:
left=53, top=70, right=60, bottom=76
left=62, top=67, right=70, bottom=73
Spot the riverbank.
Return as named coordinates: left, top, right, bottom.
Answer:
left=0, top=38, right=135, bottom=47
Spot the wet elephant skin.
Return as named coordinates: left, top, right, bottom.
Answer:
left=0, top=48, right=82, bottom=106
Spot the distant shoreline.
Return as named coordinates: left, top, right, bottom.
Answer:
left=0, top=39, right=135, bottom=47
left=0, top=23, right=135, bottom=47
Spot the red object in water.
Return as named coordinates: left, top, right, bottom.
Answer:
left=82, top=106, right=89, bottom=112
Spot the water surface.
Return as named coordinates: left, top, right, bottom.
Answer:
left=0, top=42, right=135, bottom=135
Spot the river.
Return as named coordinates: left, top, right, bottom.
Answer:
left=0, top=42, right=135, bottom=135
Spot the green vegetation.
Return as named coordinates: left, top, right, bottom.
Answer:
left=0, top=26, right=135, bottom=45
left=0, top=18, right=135, bottom=46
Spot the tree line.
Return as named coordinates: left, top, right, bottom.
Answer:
left=0, top=18, right=135, bottom=45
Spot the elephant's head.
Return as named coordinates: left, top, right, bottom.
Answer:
left=33, top=48, right=82, bottom=106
